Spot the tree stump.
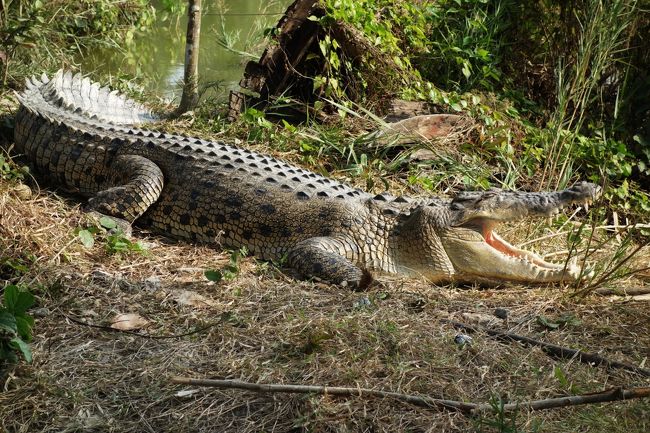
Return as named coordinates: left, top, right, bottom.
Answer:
left=228, top=0, right=322, bottom=120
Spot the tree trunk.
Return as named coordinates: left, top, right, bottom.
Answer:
left=177, top=0, right=201, bottom=115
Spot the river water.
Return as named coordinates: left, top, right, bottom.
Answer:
left=77, top=0, right=290, bottom=103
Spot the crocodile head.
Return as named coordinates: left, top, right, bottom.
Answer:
left=402, top=182, right=601, bottom=284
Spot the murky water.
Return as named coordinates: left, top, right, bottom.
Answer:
left=77, top=0, right=290, bottom=103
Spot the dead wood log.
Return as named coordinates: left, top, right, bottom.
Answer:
left=474, top=386, right=650, bottom=413
left=172, top=376, right=476, bottom=412
left=228, top=0, right=322, bottom=120
left=227, top=0, right=401, bottom=121
left=171, top=376, right=650, bottom=415
left=595, top=286, right=650, bottom=296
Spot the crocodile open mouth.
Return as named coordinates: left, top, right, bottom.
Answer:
left=470, top=219, right=578, bottom=273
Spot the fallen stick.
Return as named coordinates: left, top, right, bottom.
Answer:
left=594, top=286, right=650, bottom=296
left=443, top=320, right=650, bottom=377
left=170, top=377, right=650, bottom=414
left=473, top=387, right=650, bottom=413
left=171, top=376, right=477, bottom=412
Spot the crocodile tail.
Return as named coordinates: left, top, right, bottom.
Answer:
left=18, top=70, right=157, bottom=126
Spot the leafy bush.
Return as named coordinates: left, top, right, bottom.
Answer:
left=77, top=216, right=147, bottom=255
left=0, top=285, right=34, bottom=366
left=317, top=0, right=648, bottom=213
left=0, top=0, right=155, bottom=85
left=0, top=152, right=28, bottom=181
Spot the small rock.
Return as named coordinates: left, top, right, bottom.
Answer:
left=91, top=269, right=113, bottom=281
left=174, top=290, right=217, bottom=308
left=460, top=312, right=495, bottom=326
left=31, top=307, right=50, bottom=318
left=144, top=276, right=161, bottom=291
left=12, top=183, right=32, bottom=200
left=494, top=308, right=509, bottom=320
left=407, top=298, right=426, bottom=313
left=175, top=389, right=200, bottom=398
left=110, top=313, right=150, bottom=331
left=409, top=149, right=437, bottom=161
left=454, top=334, right=473, bottom=346
left=353, top=296, right=372, bottom=309
left=81, top=309, right=98, bottom=317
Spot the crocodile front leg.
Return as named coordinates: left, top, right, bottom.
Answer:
left=287, top=237, right=372, bottom=289
left=88, top=154, right=164, bottom=224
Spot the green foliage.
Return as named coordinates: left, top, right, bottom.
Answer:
left=474, top=394, right=531, bottom=433
left=321, top=0, right=510, bottom=99
left=241, top=107, right=274, bottom=142
left=314, top=0, right=648, bottom=216
left=204, top=248, right=248, bottom=283
left=568, top=216, right=650, bottom=296
left=157, top=0, right=187, bottom=18
left=0, top=152, right=28, bottom=181
left=534, top=0, right=640, bottom=188
left=553, top=365, right=582, bottom=394
left=413, top=0, right=507, bottom=92
left=76, top=216, right=147, bottom=255
left=536, top=314, right=581, bottom=330
left=0, top=284, right=34, bottom=365
left=0, top=255, right=34, bottom=280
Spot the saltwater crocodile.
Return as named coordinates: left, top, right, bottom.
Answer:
left=13, top=71, right=600, bottom=287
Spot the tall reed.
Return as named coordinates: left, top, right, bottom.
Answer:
left=540, top=0, right=637, bottom=189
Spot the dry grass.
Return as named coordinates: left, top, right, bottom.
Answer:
left=1, top=171, right=649, bottom=432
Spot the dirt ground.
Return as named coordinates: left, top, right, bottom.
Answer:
left=1, top=173, right=649, bottom=432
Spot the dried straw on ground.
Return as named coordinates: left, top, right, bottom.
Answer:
left=1, top=176, right=649, bottom=432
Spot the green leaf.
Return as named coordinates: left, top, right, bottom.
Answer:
left=554, top=365, right=569, bottom=388
left=222, top=268, right=239, bottom=280
left=475, top=48, right=490, bottom=59
left=3, top=285, right=19, bottom=311
left=537, top=315, right=560, bottom=329
left=78, top=229, right=95, bottom=248
left=15, top=315, right=34, bottom=341
left=0, top=311, right=17, bottom=335
left=131, top=241, right=146, bottom=252
left=9, top=337, right=32, bottom=363
left=461, top=63, right=471, bottom=79
left=556, top=314, right=582, bottom=327
left=12, top=290, right=34, bottom=315
left=204, top=270, right=223, bottom=282
left=108, top=238, right=129, bottom=252
left=99, top=217, right=118, bottom=230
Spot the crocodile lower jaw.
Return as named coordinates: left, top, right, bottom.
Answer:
left=443, top=220, right=584, bottom=283
left=484, top=230, right=578, bottom=272
left=488, top=230, right=582, bottom=277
